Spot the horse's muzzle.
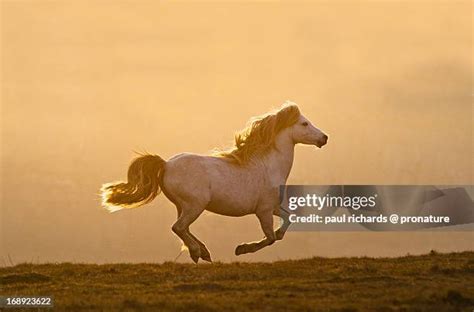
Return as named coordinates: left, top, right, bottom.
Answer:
left=316, top=135, right=328, bottom=148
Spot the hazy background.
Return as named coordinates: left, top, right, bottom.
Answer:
left=1, top=1, right=472, bottom=264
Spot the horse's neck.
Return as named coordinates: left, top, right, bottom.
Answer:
left=262, top=132, right=295, bottom=187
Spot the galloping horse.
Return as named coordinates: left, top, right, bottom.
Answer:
left=101, top=102, right=328, bottom=262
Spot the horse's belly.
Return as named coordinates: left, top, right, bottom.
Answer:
left=206, top=196, right=256, bottom=217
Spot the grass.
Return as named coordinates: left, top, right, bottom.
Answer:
left=1, top=251, right=473, bottom=311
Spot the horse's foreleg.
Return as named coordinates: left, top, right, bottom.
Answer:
left=274, top=208, right=291, bottom=240
left=172, top=205, right=204, bottom=263
left=235, top=210, right=276, bottom=255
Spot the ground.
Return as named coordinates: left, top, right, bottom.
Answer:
left=1, top=252, right=473, bottom=311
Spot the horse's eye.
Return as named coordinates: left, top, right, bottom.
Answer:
left=301, top=122, right=308, bottom=126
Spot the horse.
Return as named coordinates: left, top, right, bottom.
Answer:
left=101, top=102, right=328, bottom=263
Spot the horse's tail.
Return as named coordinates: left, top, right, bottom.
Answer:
left=101, top=153, right=166, bottom=213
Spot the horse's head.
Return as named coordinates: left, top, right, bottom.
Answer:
left=217, top=102, right=328, bottom=164
left=290, top=113, right=328, bottom=148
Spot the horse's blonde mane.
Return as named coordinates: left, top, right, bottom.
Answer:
left=216, top=103, right=301, bottom=165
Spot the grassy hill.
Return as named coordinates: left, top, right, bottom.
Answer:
left=1, top=252, right=473, bottom=311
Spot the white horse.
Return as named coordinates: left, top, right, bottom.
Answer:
left=101, top=102, right=328, bottom=262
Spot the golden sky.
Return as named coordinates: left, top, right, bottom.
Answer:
left=1, top=1, right=472, bottom=263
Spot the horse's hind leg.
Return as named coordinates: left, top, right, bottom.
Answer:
left=172, top=205, right=204, bottom=263
left=175, top=206, right=212, bottom=262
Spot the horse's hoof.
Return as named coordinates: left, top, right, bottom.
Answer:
left=200, top=247, right=212, bottom=262
left=190, top=253, right=200, bottom=263
left=201, top=254, right=212, bottom=263
left=189, top=248, right=201, bottom=263
left=235, top=244, right=246, bottom=256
